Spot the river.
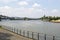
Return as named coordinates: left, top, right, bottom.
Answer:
left=0, top=20, right=60, bottom=36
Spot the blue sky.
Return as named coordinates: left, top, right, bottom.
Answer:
left=0, top=0, right=60, bottom=18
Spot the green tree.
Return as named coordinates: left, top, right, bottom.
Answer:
left=0, top=16, right=1, bottom=21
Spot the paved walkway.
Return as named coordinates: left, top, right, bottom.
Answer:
left=0, top=28, right=33, bottom=40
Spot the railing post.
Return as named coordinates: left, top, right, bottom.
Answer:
left=32, top=32, right=34, bottom=39
left=38, top=33, right=39, bottom=40
left=10, top=27, right=11, bottom=31
left=9, top=27, right=11, bottom=31
left=11, top=27, right=12, bottom=31
left=23, top=30, right=25, bottom=37
left=44, top=34, right=46, bottom=40
left=14, top=27, right=15, bottom=32
left=12, top=27, right=13, bottom=32
left=27, top=31, right=29, bottom=38
left=8, top=27, right=10, bottom=31
left=53, top=36, right=55, bottom=40
left=20, top=30, right=21, bottom=35
left=17, top=28, right=18, bottom=34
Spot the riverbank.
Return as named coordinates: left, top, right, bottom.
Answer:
left=0, top=26, right=33, bottom=40
left=51, top=20, right=60, bottom=23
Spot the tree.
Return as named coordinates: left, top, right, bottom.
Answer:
left=0, top=17, right=1, bottom=21
left=24, top=17, right=28, bottom=20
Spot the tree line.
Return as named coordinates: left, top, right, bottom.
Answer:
left=40, top=15, right=60, bottom=21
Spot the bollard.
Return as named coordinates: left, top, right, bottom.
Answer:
left=27, top=31, right=29, bottom=38
left=44, top=34, right=46, bottom=40
left=53, top=36, right=55, bottom=40
left=11, top=27, right=12, bottom=31
left=12, top=27, right=13, bottom=32
left=38, top=33, right=39, bottom=40
left=32, top=32, right=34, bottom=39
left=17, top=28, right=18, bottom=34
left=20, top=30, right=21, bottom=35
left=14, top=27, right=15, bottom=32
left=23, top=30, right=25, bottom=37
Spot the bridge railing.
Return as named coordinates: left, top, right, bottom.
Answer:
left=1, top=26, right=60, bottom=40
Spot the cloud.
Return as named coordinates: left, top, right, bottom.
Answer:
left=0, top=6, right=13, bottom=16
left=0, top=0, right=59, bottom=18
left=23, top=0, right=31, bottom=1
left=1, top=6, right=11, bottom=9
left=51, top=9, right=60, bottom=16
left=51, top=9, right=59, bottom=13
left=46, top=9, right=60, bottom=16
left=0, top=0, right=17, bottom=3
left=0, top=5, right=45, bottom=18
left=32, top=3, right=41, bottom=9
left=18, top=1, right=28, bottom=6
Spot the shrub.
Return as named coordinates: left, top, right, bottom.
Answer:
left=0, top=26, right=2, bottom=28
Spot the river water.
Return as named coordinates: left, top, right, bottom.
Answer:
left=0, top=20, right=60, bottom=36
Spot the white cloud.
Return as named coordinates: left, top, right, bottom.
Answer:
left=0, top=0, right=59, bottom=18
left=0, top=5, right=45, bottom=18
left=0, top=0, right=17, bottom=3
left=1, top=6, right=11, bottom=9
left=18, top=1, right=28, bottom=6
left=32, top=3, right=41, bottom=8
left=23, top=0, right=31, bottom=1
left=51, top=9, right=59, bottom=13
left=47, top=9, right=60, bottom=16
left=0, top=6, right=13, bottom=16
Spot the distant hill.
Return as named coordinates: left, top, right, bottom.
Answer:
left=0, top=15, right=40, bottom=20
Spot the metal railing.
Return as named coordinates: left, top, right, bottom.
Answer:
left=1, top=26, right=60, bottom=40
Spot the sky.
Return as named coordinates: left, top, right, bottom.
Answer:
left=0, top=0, right=60, bottom=18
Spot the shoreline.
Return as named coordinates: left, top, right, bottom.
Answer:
left=51, top=20, right=60, bottom=23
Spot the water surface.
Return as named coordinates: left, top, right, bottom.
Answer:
left=0, top=20, right=60, bottom=36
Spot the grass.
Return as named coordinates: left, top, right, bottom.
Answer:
left=0, top=26, right=2, bottom=29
